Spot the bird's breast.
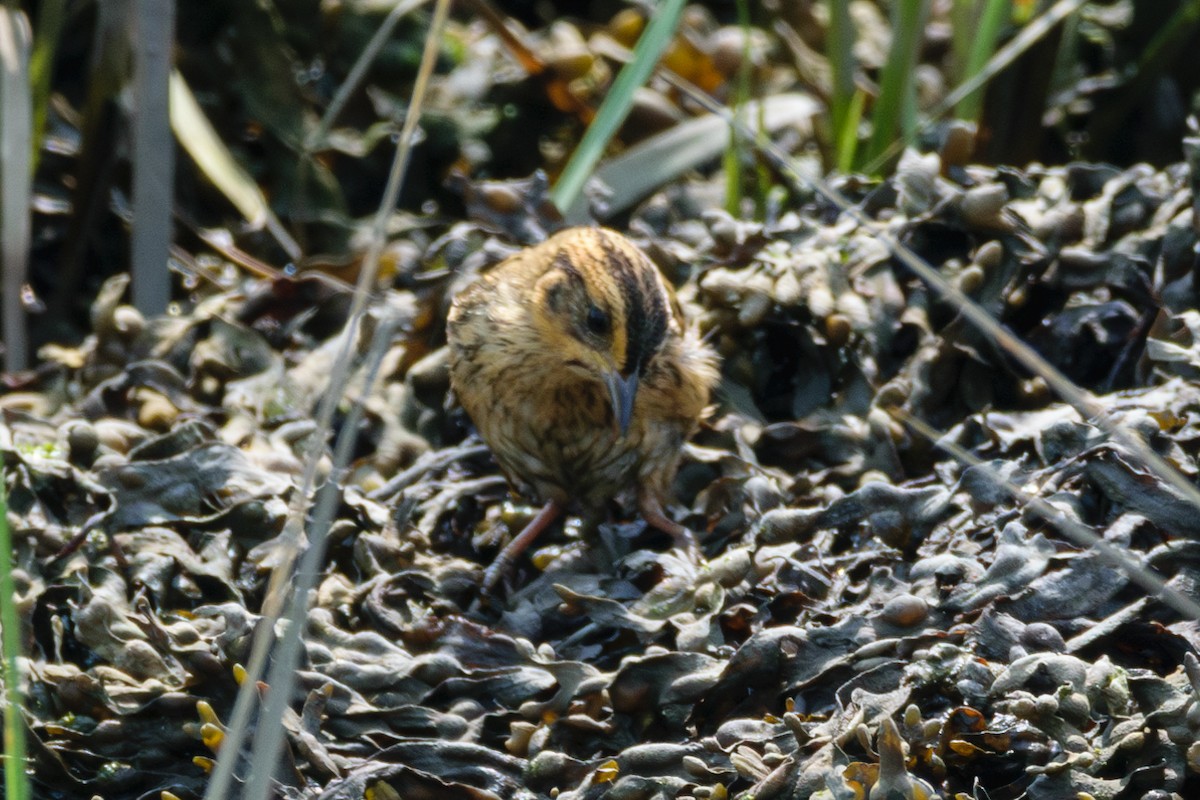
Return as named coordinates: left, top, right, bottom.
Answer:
left=478, top=374, right=644, bottom=506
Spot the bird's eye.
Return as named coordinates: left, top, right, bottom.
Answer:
left=585, top=304, right=610, bottom=336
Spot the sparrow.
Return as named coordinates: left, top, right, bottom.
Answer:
left=446, top=226, right=719, bottom=589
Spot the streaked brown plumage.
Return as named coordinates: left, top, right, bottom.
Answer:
left=447, top=226, right=719, bottom=589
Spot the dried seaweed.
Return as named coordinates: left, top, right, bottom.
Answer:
left=5, top=152, right=1200, bottom=799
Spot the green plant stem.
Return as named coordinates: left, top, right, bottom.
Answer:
left=863, top=0, right=930, bottom=173
left=955, top=0, right=1010, bottom=121
left=0, top=476, right=30, bottom=800
left=723, top=0, right=752, bottom=215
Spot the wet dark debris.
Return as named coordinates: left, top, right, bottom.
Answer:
left=5, top=155, right=1200, bottom=798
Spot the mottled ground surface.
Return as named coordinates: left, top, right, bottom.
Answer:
left=6, top=153, right=1200, bottom=798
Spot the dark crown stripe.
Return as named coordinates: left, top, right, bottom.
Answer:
left=598, top=232, right=668, bottom=375
left=552, top=250, right=580, bottom=280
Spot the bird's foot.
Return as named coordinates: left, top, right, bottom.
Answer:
left=481, top=554, right=513, bottom=594
left=638, top=495, right=703, bottom=563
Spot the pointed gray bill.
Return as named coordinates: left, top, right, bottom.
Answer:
left=604, top=369, right=639, bottom=436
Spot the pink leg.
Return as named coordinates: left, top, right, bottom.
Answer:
left=638, top=494, right=699, bottom=555
left=483, top=499, right=565, bottom=591
left=55, top=525, right=131, bottom=573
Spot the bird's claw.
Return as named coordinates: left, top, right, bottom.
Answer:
left=482, top=555, right=513, bottom=594
left=670, top=526, right=703, bottom=564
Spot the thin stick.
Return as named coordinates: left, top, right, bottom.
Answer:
left=202, top=1, right=453, bottom=797
left=895, top=408, right=1200, bottom=620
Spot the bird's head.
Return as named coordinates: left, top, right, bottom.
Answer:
left=528, top=228, right=671, bottom=435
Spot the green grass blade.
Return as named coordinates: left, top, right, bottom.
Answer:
left=27, top=0, right=66, bottom=174
left=550, top=0, right=686, bottom=215
left=955, top=0, right=1010, bottom=121
left=722, top=123, right=743, bottom=215
left=862, top=0, right=930, bottom=173
left=950, top=0, right=972, bottom=79
left=835, top=86, right=865, bottom=174
left=827, top=0, right=856, bottom=168
left=0, top=476, right=30, bottom=800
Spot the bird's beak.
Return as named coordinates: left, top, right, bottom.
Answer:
left=603, top=369, right=639, bottom=436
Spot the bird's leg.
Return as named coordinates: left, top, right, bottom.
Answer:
left=54, top=520, right=132, bottom=574
left=482, top=499, right=565, bottom=591
left=638, top=494, right=700, bottom=558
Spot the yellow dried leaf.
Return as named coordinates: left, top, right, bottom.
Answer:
left=595, top=759, right=620, bottom=783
